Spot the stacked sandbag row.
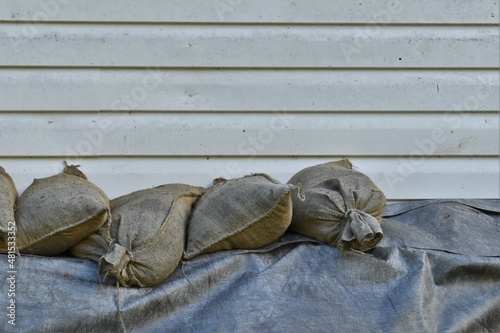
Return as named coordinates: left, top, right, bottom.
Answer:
left=0, top=159, right=386, bottom=288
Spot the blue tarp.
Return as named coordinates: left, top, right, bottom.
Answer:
left=1, top=200, right=499, bottom=332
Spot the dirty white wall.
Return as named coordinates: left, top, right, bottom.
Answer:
left=0, top=0, right=498, bottom=200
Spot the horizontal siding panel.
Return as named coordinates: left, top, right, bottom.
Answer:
left=1, top=25, right=498, bottom=68
left=1, top=0, right=498, bottom=24
left=0, top=157, right=498, bottom=200
left=0, top=2, right=497, bottom=202
left=0, top=113, right=497, bottom=157
left=1, top=69, right=498, bottom=112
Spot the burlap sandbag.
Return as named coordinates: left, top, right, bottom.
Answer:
left=184, top=174, right=294, bottom=260
left=288, top=159, right=386, bottom=251
left=13, top=164, right=111, bottom=256
left=0, top=167, right=18, bottom=251
left=71, top=184, right=205, bottom=287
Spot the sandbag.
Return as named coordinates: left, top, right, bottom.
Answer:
left=288, top=159, right=386, bottom=251
left=0, top=167, right=18, bottom=251
left=13, top=164, right=110, bottom=256
left=71, top=184, right=205, bottom=287
left=184, top=174, right=294, bottom=260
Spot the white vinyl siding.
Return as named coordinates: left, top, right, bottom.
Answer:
left=0, top=1, right=499, bottom=200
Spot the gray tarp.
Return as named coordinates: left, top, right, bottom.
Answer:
left=1, top=200, right=499, bottom=332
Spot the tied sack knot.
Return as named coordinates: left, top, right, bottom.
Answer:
left=99, top=243, right=133, bottom=285
left=339, top=209, right=383, bottom=251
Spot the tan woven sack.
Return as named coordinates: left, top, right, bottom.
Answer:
left=13, top=164, right=110, bottom=255
left=184, top=174, right=294, bottom=260
left=0, top=167, right=18, bottom=251
left=71, top=184, right=205, bottom=287
left=288, top=160, right=386, bottom=251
